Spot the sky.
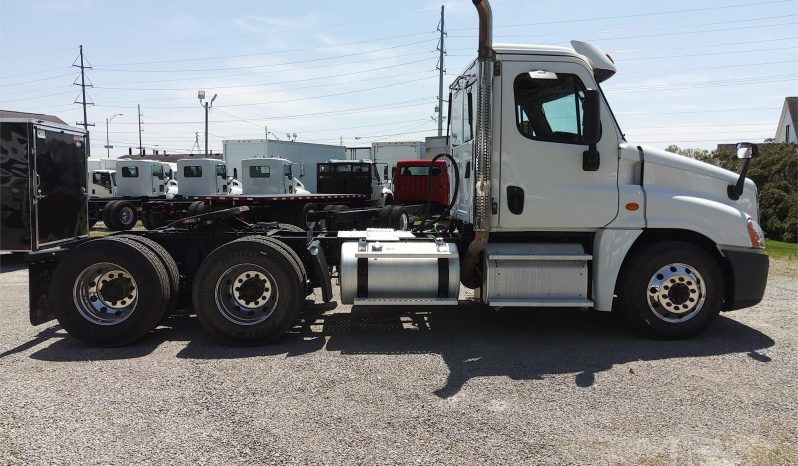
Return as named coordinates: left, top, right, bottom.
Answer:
left=1, top=0, right=796, bottom=158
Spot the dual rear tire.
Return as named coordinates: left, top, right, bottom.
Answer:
left=101, top=200, right=138, bottom=231
left=191, top=236, right=307, bottom=344
left=51, top=235, right=178, bottom=346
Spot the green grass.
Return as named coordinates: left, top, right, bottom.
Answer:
left=765, top=240, right=798, bottom=261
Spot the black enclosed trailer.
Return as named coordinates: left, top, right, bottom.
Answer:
left=0, top=119, right=88, bottom=251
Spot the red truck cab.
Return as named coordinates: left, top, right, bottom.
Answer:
left=392, top=160, right=449, bottom=206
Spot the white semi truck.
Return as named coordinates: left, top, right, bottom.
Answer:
left=26, top=0, right=768, bottom=346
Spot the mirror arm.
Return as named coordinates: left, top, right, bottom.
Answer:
left=727, top=158, right=751, bottom=201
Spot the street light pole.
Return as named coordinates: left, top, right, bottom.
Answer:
left=198, top=90, right=217, bottom=156
left=105, top=113, right=122, bottom=158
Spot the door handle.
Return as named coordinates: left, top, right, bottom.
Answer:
left=507, top=186, right=524, bottom=215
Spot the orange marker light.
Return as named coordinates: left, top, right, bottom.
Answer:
left=625, top=202, right=639, bottom=211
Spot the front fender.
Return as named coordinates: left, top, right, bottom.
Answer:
left=645, top=190, right=752, bottom=248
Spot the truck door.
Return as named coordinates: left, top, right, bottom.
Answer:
left=283, top=163, right=293, bottom=194
left=215, top=163, right=227, bottom=193
left=32, top=127, right=88, bottom=248
left=499, top=60, right=619, bottom=229
left=151, top=163, right=165, bottom=195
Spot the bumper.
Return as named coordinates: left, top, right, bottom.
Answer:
left=722, top=249, right=769, bottom=311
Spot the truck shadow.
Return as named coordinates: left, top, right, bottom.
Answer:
left=0, top=252, right=27, bottom=273
left=26, top=299, right=774, bottom=398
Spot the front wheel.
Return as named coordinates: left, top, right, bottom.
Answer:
left=616, top=241, right=724, bottom=338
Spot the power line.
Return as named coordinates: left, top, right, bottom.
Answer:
left=104, top=98, right=435, bottom=124
left=93, top=58, right=434, bottom=93
left=91, top=39, right=434, bottom=73
left=448, top=0, right=793, bottom=31
left=97, top=30, right=437, bottom=67
left=93, top=75, right=437, bottom=110
left=89, top=50, right=435, bottom=87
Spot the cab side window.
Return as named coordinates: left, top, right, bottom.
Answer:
left=514, top=72, right=591, bottom=145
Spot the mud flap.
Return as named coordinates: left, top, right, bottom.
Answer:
left=308, top=240, right=333, bottom=303
left=28, top=253, right=61, bottom=325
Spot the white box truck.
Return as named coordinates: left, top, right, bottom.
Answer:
left=26, top=0, right=769, bottom=347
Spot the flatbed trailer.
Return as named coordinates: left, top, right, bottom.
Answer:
left=89, top=192, right=372, bottom=231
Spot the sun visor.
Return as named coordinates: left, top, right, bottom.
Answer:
left=571, top=40, right=616, bottom=83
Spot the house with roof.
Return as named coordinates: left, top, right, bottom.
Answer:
left=775, top=97, right=797, bottom=143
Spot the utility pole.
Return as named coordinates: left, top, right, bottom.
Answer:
left=73, top=45, right=94, bottom=155
left=264, top=125, right=269, bottom=158
left=137, top=104, right=143, bottom=156
left=204, top=102, right=209, bottom=155
left=436, top=5, right=447, bottom=136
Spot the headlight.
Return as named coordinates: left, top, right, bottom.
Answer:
left=747, top=217, right=765, bottom=249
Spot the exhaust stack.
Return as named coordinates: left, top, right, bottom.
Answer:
left=461, top=0, right=495, bottom=289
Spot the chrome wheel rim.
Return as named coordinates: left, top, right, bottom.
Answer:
left=119, top=206, right=135, bottom=225
left=647, top=262, right=706, bottom=323
left=73, top=262, right=139, bottom=325
left=214, top=264, right=279, bottom=325
left=398, top=212, right=409, bottom=230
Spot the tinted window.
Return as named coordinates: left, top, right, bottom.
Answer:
left=283, top=164, right=292, bottom=178
left=183, top=166, right=202, bottom=177
left=121, top=166, right=138, bottom=177
left=152, top=164, right=164, bottom=179
left=318, top=164, right=332, bottom=173
left=336, top=164, right=351, bottom=173
left=249, top=165, right=270, bottom=178
left=215, top=164, right=226, bottom=177
left=514, top=72, right=588, bottom=145
left=92, top=173, right=102, bottom=184
left=398, top=166, right=442, bottom=176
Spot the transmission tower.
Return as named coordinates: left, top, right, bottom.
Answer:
left=73, top=45, right=94, bottom=154
left=190, top=132, right=201, bottom=155
left=435, top=5, right=447, bottom=136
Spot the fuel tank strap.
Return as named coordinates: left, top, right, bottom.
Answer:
left=356, top=258, right=368, bottom=298
left=438, top=258, right=449, bottom=298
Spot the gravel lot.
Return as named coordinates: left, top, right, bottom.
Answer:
left=1, top=253, right=796, bottom=465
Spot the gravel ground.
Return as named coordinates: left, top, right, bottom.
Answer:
left=1, top=253, right=796, bottom=465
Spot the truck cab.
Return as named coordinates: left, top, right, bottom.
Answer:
left=392, top=160, right=449, bottom=206
left=88, top=169, right=116, bottom=198
left=317, top=159, right=392, bottom=205
left=177, top=158, right=236, bottom=196
left=116, top=160, right=170, bottom=197
left=242, top=157, right=309, bottom=195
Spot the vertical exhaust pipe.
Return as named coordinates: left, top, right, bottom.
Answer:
left=461, top=0, right=495, bottom=289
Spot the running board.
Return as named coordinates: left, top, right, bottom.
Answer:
left=353, top=298, right=459, bottom=306
left=488, top=298, right=594, bottom=308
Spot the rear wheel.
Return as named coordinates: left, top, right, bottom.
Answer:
left=115, top=235, right=180, bottom=316
left=50, top=237, right=170, bottom=346
left=187, top=201, right=206, bottom=217
left=106, top=201, right=137, bottom=231
left=192, top=237, right=304, bottom=344
left=388, top=205, right=410, bottom=230
left=101, top=200, right=119, bottom=230
left=616, top=241, right=724, bottom=338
